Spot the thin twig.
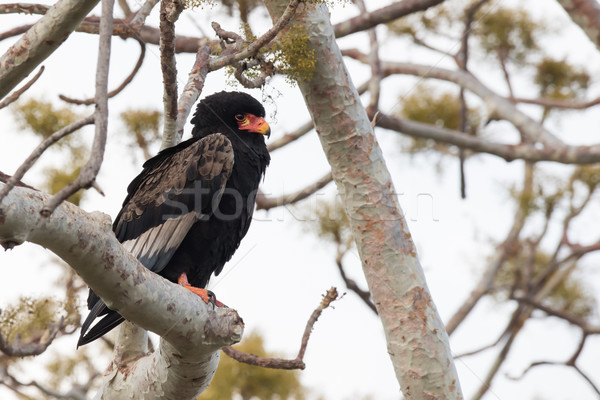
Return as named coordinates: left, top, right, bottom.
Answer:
left=41, top=0, right=114, bottom=216
left=457, top=0, right=488, bottom=198
left=0, top=115, right=94, bottom=207
left=129, top=0, right=160, bottom=31
left=267, top=120, right=313, bottom=152
left=0, top=66, right=44, bottom=110
left=335, top=250, right=377, bottom=314
left=208, top=0, right=301, bottom=72
left=256, top=172, right=333, bottom=211
left=353, top=0, right=381, bottom=115
left=512, top=296, right=600, bottom=334
left=59, top=39, right=146, bottom=105
left=223, top=287, right=339, bottom=369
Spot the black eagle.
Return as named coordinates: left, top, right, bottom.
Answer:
left=78, top=91, right=271, bottom=346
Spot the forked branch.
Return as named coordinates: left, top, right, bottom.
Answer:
left=223, top=287, right=339, bottom=370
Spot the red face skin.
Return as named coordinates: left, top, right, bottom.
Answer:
left=236, top=113, right=271, bottom=137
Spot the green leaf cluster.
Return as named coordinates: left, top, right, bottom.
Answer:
left=199, top=332, right=305, bottom=400
left=0, top=297, right=61, bottom=343
left=272, top=25, right=316, bottom=85
left=13, top=99, right=81, bottom=143
left=398, top=85, right=481, bottom=154
left=120, top=108, right=162, bottom=159
left=12, top=99, right=88, bottom=205
left=534, top=58, right=589, bottom=100
left=473, top=5, right=542, bottom=65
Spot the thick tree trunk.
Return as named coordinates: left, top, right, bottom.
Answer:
left=264, top=2, right=463, bottom=399
left=0, top=185, right=243, bottom=399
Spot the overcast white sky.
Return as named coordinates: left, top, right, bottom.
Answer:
left=1, top=1, right=600, bottom=399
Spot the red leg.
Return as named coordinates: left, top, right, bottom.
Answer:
left=177, top=273, right=225, bottom=307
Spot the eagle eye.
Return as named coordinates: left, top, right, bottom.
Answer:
left=234, top=113, right=245, bottom=122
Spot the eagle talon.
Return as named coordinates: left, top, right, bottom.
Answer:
left=207, top=290, right=216, bottom=309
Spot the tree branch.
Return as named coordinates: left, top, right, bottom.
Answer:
left=59, top=39, right=146, bottom=106
left=342, top=51, right=563, bottom=146
left=208, top=0, right=300, bottom=72
left=158, top=0, right=184, bottom=150
left=335, top=251, right=377, bottom=314
left=171, top=46, right=210, bottom=148
left=255, top=171, right=333, bottom=211
left=0, top=66, right=44, bottom=110
left=375, top=112, right=600, bottom=164
left=0, top=115, right=95, bottom=209
left=333, top=0, right=446, bottom=38
left=0, top=184, right=244, bottom=399
left=41, top=0, right=114, bottom=216
left=0, top=0, right=100, bottom=100
left=223, top=287, right=339, bottom=370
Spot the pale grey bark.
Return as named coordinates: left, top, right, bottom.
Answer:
left=0, top=185, right=243, bottom=400
left=264, top=2, right=462, bottom=399
left=0, top=0, right=100, bottom=100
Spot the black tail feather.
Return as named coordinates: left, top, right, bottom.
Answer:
left=77, top=301, right=125, bottom=347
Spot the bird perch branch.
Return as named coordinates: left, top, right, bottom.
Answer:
left=0, top=184, right=244, bottom=399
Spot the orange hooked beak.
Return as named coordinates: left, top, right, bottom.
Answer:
left=237, top=114, right=271, bottom=138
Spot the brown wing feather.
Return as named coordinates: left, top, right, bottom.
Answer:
left=113, top=133, right=234, bottom=273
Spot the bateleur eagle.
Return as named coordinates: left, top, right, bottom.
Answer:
left=78, top=91, right=270, bottom=346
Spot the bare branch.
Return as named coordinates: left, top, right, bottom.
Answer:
left=0, top=115, right=95, bottom=208
left=512, top=95, right=600, bottom=110
left=0, top=3, right=53, bottom=15
left=40, top=0, right=114, bottom=216
left=334, top=0, right=446, bottom=38
left=223, top=287, right=339, bottom=370
left=129, top=0, right=160, bottom=32
left=208, top=0, right=301, bottom=72
left=335, top=251, right=377, bottom=314
left=117, top=0, right=132, bottom=17
left=267, top=120, right=313, bottom=151
left=508, top=335, right=600, bottom=396
left=171, top=46, right=210, bottom=148
left=222, top=346, right=305, bottom=370
left=0, top=172, right=35, bottom=190
left=0, top=24, right=31, bottom=41
left=59, top=39, right=146, bottom=105
left=159, top=0, right=184, bottom=149
left=446, top=163, right=533, bottom=335
left=344, top=53, right=564, bottom=145
left=512, top=296, right=600, bottom=334
left=0, top=0, right=100, bottom=100
left=375, top=112, right=600, bottom=164
left=256, top=171, right=333, bottom=211
left=457, top=0, right=489, bottom=198
left=0, top=66, right=44, bottom=110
